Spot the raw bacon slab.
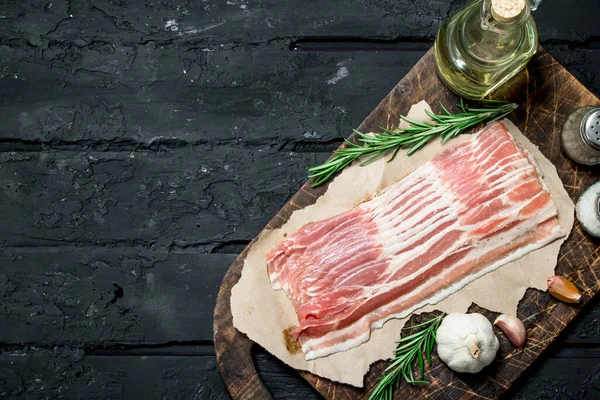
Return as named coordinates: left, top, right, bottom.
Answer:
left=266, top=122, right=565, bottom=360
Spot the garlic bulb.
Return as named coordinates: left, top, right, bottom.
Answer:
left=436, top=313, right=499, bottom=373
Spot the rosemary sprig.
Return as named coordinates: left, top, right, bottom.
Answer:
left=368, top=315, right=444, bottom=400
left=308, top=99, right=518, bottom=187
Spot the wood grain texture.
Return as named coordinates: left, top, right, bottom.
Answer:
left=214, top=47, right=600, bottom=399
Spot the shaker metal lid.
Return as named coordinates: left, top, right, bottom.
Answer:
left=581, top=108, right=600, bottom=151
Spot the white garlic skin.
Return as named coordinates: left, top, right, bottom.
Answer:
left=436, top=313, right=499, bottom=374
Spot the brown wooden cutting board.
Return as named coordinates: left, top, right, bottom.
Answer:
left=213, top=47, right=600, bottom=399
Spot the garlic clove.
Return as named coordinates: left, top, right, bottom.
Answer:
left=547, top=275, right=582, bottom=304
left=494, top=314, right=526, bottom=350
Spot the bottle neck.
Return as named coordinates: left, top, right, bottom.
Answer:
left=480, top=0, right=531, bottom=34
left=458, top=0, right=529, bottom=63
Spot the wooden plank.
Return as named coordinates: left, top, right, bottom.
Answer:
left=0, top=148, right=317, bottom=246
left=563, top=296, right=600, bottom=345
left=0, top=0, right=597, bottom=45
left=214, top=47, right=600, bottom=399
left=255, top=349, right=323, bottom=399
left=0, top=44, right=424, bottom=145
left=0, top=347, right=230, bottom=400
left=0, top=249, right=233, bottom=345
left=548, top=46, right=600, bottom=97
left=508, top=348, right=600, bottom=399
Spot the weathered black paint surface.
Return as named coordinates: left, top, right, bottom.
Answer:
left=0, top=0, right=599, bottom=399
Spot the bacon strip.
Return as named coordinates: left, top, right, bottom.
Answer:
left=266, top=122, right=565, bottom=360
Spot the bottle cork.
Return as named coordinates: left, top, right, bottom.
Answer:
left=491, top=0, right=526, bottom=23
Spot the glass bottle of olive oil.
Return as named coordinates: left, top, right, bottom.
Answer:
left=434, top=0, right=541, bottom=100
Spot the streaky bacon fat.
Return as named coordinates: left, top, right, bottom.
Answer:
left=266, top=122, right=565, bottom=360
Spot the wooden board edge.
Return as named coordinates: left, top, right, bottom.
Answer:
left=213, top=45, right=600, bottom=400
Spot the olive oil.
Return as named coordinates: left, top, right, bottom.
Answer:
left=434, top=0, right=539, bottom=100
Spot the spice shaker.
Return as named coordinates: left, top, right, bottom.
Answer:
left=561, top=107, right=600, bottom=165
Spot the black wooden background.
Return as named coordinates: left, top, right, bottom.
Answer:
left=0, top=1, right=599, bottom=399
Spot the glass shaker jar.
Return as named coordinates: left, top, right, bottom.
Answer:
left=561, top=107, right=600, bottom=166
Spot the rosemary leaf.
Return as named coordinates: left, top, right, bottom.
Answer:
left=368, top=315, right=443, bottom=400
left=309, top=99, right=518, bottom=187
left=418, top=350, right=425, bottom=379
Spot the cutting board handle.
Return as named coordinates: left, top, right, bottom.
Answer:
left=214, top=330, right=272, bottom=399
left=214, top=254, right=273, bottom=399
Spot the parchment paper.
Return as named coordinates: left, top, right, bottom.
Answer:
left=231, top=101, right=575, bottom=387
